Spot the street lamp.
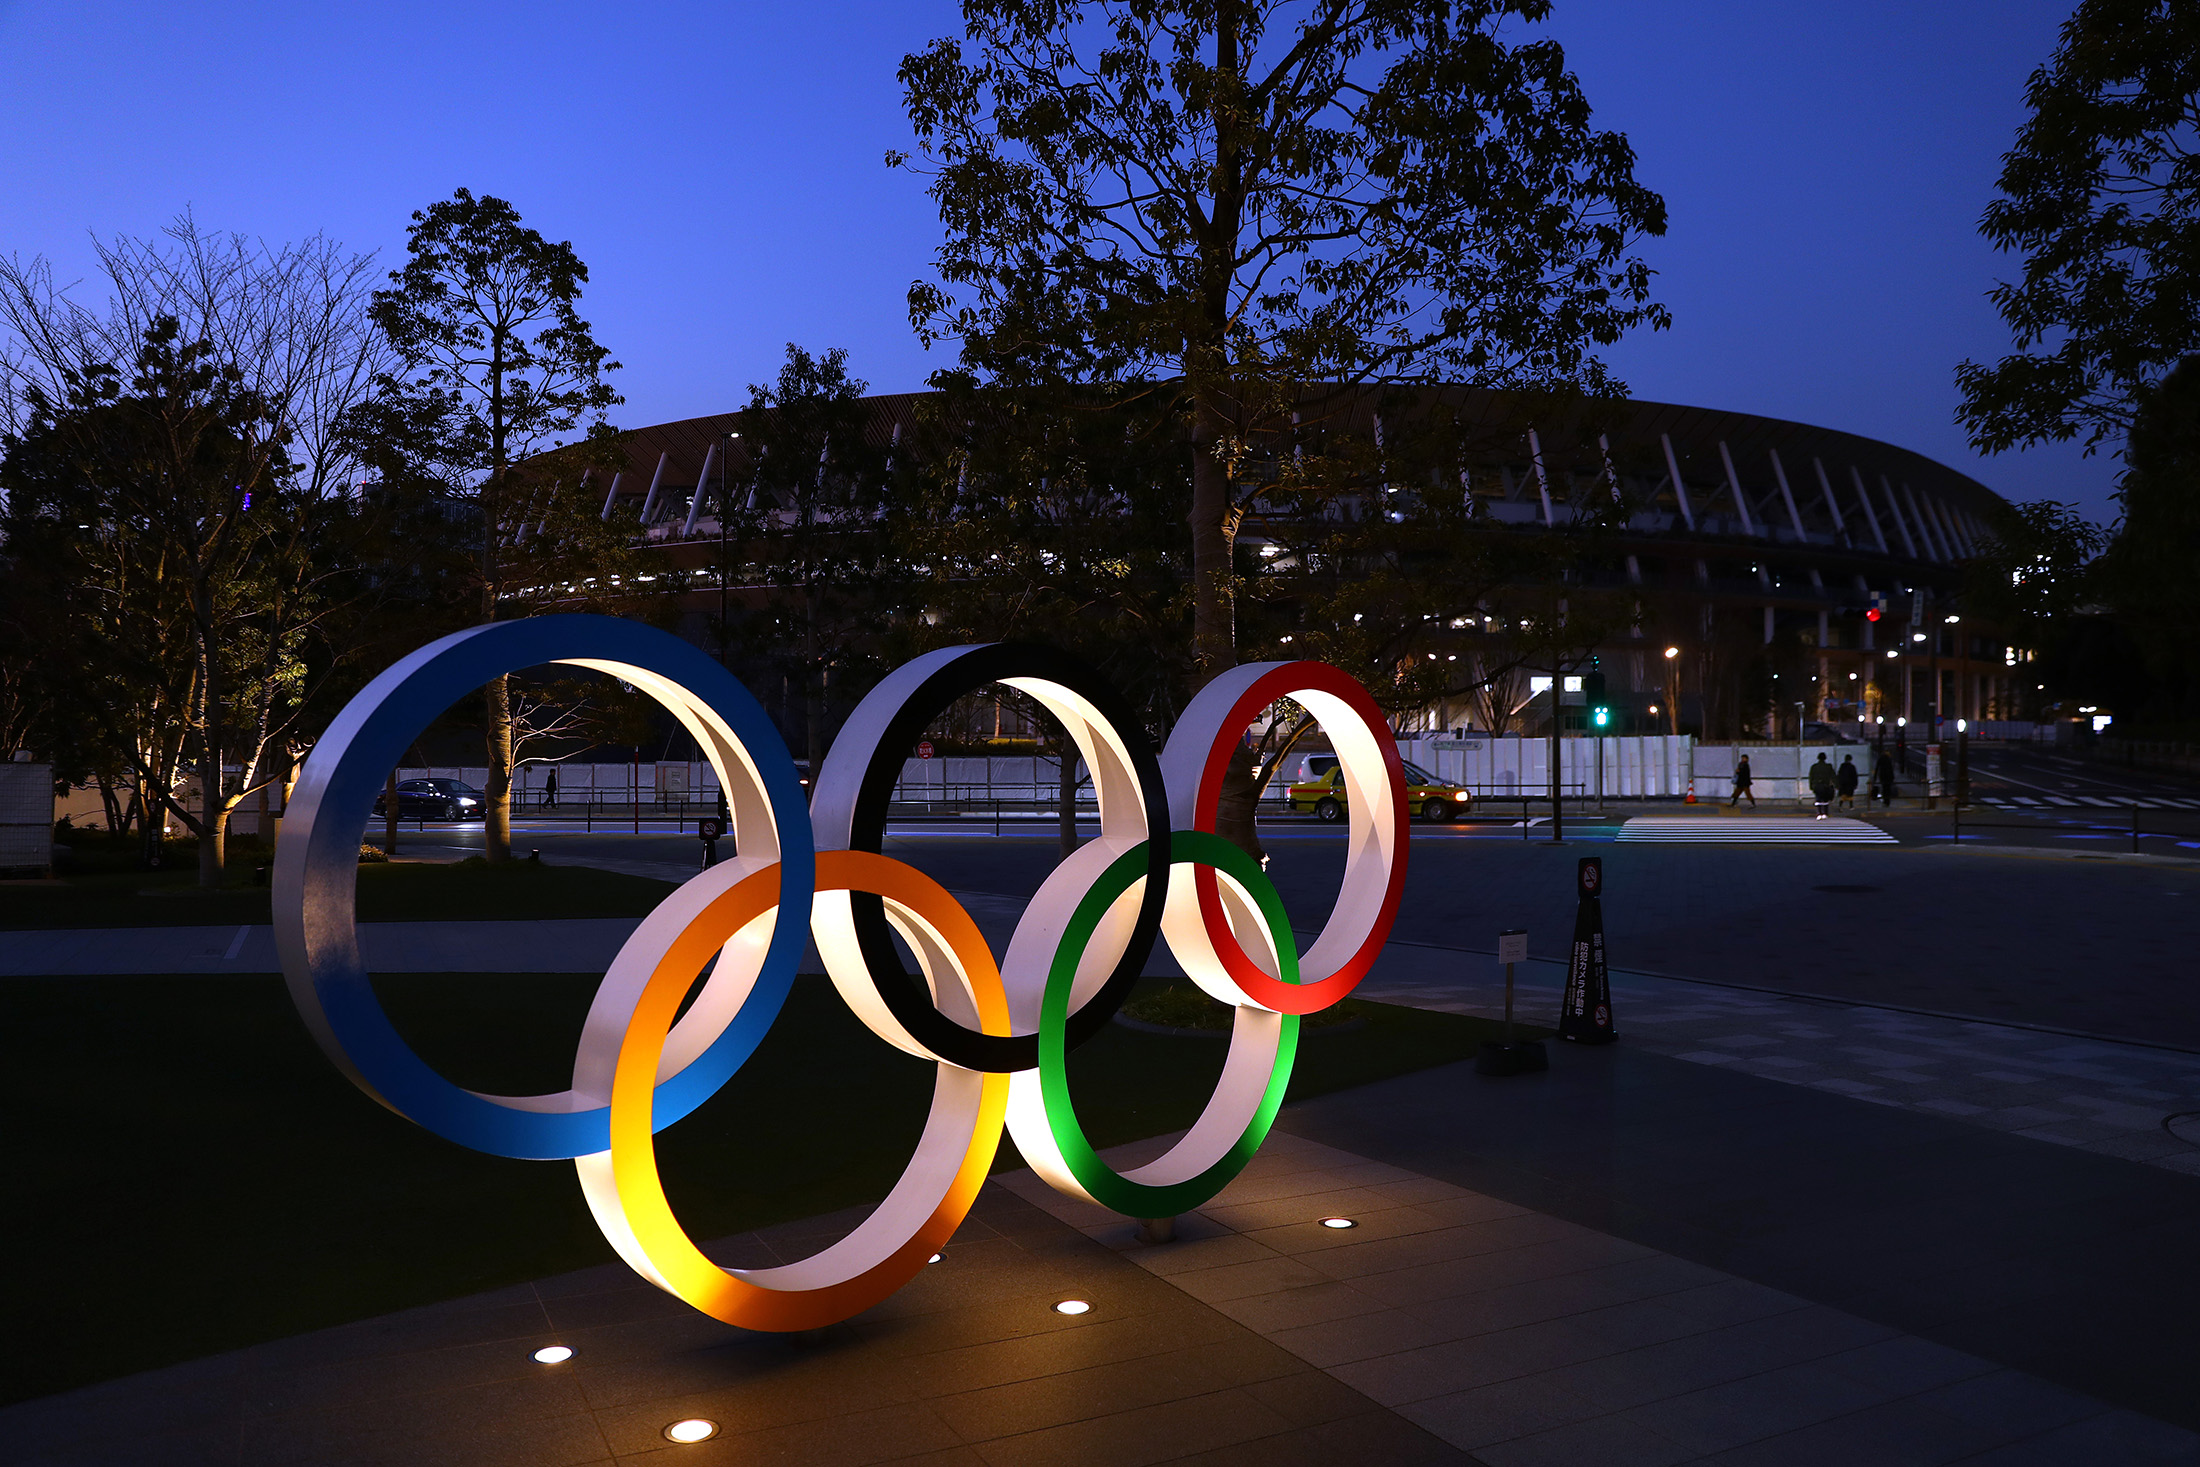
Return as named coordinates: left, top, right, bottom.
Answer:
left=1662, top=646, right=1681, bottom=737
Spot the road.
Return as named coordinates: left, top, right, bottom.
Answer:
left=367, top=814, right=2200, bottom=1050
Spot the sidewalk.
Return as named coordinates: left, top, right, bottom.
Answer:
left=1350, top=943, right=2200, bottom=1180
left=0, top=918, right=642, bottom=976
left=8, top=1122, right=2190, bottom=1465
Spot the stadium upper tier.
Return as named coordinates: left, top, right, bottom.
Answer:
left=583, top=388, right=2002, bottom=573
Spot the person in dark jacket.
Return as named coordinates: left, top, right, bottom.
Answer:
left=543, top=767, right=559, bottom=810
left=1729, top=753, right=1756, bottom=807
left=1807, top=752, right=1836, bottom=819
left=1835, top=754, right=1859, bottom=811
left=1872, top=751, right=1897, bottom=808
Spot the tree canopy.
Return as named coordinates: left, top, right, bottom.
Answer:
left=895, top=0, right=1668, bottom=674
left=1957, top=0, right=2200, bottom=456
left=353, top=189, right=623, bottom=858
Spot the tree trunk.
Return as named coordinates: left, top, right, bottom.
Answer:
left=485, top=673, right=513, bottom=862
left=1189, top=400, right=1236, bottom=681
left=197, top=581, right=225, bottom=889
left=385, top=768, right=400, bottom=856
left=804, top=585, right=823, bottom=767
left=1214, top=742, right=1266, bottom=866
left=1057, top=739, right=1080, bottom=861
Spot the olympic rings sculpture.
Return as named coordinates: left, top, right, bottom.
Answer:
left=275, top=615, right=1406, bottom=1331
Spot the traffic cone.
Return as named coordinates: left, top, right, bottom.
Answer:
left=1685, top=777, right=1696, bottom=804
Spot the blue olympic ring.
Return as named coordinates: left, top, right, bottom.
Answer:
left=272, top=616, right=815, bottom=1160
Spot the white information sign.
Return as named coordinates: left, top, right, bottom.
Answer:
left=1497, top=930, right=1528, bottom=966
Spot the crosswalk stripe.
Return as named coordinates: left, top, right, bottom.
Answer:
left=2075, top=796, right=2115, bottom=807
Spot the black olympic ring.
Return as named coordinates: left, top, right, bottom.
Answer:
left=812, top=643, right=1170, bottom=1073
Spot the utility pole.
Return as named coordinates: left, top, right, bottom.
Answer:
left=1546, top=669, right=1567, bottom=843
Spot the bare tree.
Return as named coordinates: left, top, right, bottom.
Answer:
left=0, top=217, right=392, bottom=885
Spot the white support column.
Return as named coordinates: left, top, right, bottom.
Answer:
left=1848, top=465, right=1889, bottom=552
left=1878, top=472, right=1920, bottom=558
left=1768, top=448, right=1808, bottom=539
left=1659, top=433, right=1697, bottom=531
left=1764, top=605, right=1775, bottom=644
left=681, top=441, right=719, bottom=537
left=1925, top=491, right=1957, bottom=562
left=1954, top=509, right=1986, bottom=555
left=1811, top=457, right=1847, bottom=536
left=1597, top=433, right=1623, bottom=504
left=1919, top=493, right=1965, bottom=558
left=600, top=471, right=624, bottom=519
left=1717, top=441, right=1760, bottom=536
left=1900, top=482, right=1947, bottom=561
left=638, top=453, right=670, bottom=526
left=1528, top=428, right=1556, bottom=527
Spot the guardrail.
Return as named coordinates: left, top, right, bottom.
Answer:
left=1947, top=799, right=2199, bottom=855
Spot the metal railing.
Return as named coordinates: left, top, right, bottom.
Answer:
left=1948, top=799, right=2199, bottom=855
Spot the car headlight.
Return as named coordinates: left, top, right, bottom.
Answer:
left=456, top=797, right=479, bottom=807
left=1453, top=790, right=1471, bottom=801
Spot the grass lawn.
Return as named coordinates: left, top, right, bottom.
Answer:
left=0, top=850, right=677, bottom=929
left=3, top=967, right=1542, bottom=1405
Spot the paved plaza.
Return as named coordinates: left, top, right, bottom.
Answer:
left=8, top=820, right=2200, bottom=1464
left=8, top=1119, right=2193, bottom=1466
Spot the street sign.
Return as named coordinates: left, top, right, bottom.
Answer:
left=916, top=739, right=934, bottom=759
left=1560, top=857, right=1617, bottom=1045
left=1497, top=930, right=1528, bottom=965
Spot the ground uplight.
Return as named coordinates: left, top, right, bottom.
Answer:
left=531, top=1345, right=573, bottom=1364
left=664, top=1419, right=719, bottom=1444
left=1053, top=1299, right=1092, bottom=1316
left=1319, top=1217, right=1358, bottom=1230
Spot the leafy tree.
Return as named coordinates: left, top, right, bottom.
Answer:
left=1963, top=496, right=2108, bottom=641
left=895, top=0, right=1668, bottom=681
left=719, top=345, right=896, bottom=764
left=2099, top=353, right=2200, bottom=709
left=1245, top=392, right=1629, bottom=731
left=357, top=189, right=623, bottom=859
left=1956, top=0, right=2200, bottom=456
left=896, top=377, right=1195, bottom=853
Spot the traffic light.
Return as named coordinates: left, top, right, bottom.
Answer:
left=1867, top=590, right=1886, bottom=622
left=1586, top=667, right=1610, bottom=729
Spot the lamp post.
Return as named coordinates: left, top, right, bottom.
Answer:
left=1663, top=645, right=1680, bottom=737
left=1794, top=701, right=1804, bottom=810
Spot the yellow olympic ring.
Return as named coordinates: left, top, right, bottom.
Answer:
left=575, top=851, right=1011, bottom=1331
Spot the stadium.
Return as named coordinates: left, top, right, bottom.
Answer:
left=561, top=388, right=2021, bottom=744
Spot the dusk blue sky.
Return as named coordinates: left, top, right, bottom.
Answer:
left=0, top=0, right=2120, bottom=521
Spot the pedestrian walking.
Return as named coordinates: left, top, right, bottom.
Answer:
left=1835, top=753, right=1859, bottom=811
left=1872, top=750, right=1897, bottom=809
left=1807, top=752, right=1835, bottom=820
left=543, top=767, right=559, bottom=810
left=1728, top=753, right=1756, bottom=808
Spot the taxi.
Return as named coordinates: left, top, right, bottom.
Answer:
left=1287, top=759, right=1473, bottom=822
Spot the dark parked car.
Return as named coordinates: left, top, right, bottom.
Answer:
left=373, top=778, right=486, bottom=821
